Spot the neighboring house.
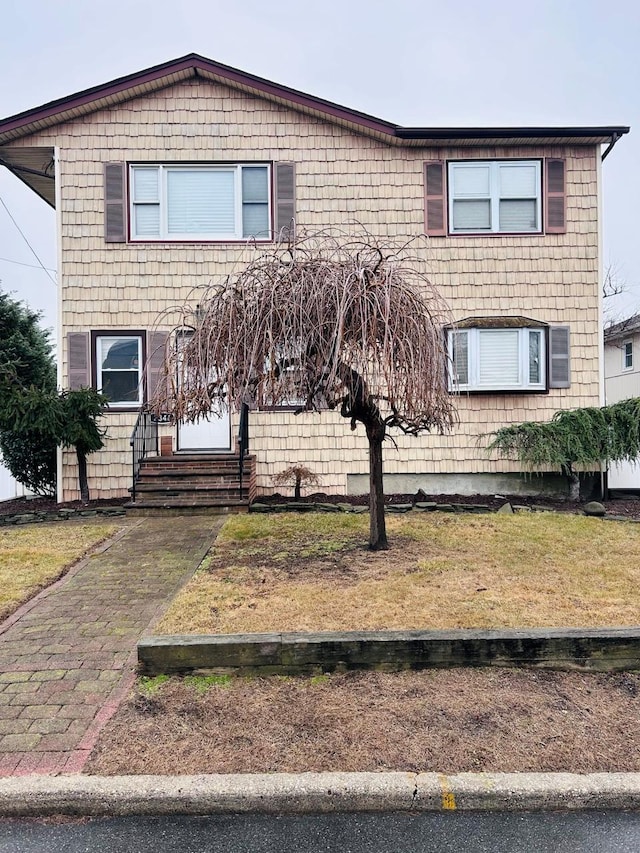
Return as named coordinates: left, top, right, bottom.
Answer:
left=0, top=460, right=29, bottom=502
left=0, top=54, right=629, bottom=505
left=604, top=315, right=640, bottom=491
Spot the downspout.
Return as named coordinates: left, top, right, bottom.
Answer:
left=54, top=147, right=64, bottom=504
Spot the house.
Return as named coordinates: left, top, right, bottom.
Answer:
left=604, top=315, right=640, bottom=491
left=0, top=54, right=629, bottom=506
left=0, top=460, right=28, bottom=502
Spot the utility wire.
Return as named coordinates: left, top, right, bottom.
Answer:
left=0, top=194, right=57, bottom=287
left=0, top=256, right=57, bottom=273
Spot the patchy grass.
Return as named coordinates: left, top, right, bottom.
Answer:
left=86, top=669, right=640, bottom=775
left=138, top=675, right=170, bottom=697
left=0, top=521, right=121, bottom=621
left=184, top=674, right=232, bottom=692
left=156, top=511, right=640, bottom=633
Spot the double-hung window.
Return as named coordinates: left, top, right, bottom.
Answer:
left=448, top=160, right=541, bottom=234
left=95, top=334, right=143, bottom=406
left=623, top=340, right=633, bottom=370
left=449, top=327, right=545, bottom=392
left=130, top=164, right=271, bottom=241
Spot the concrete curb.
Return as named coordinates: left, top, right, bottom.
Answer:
left=0, top=772, right=639, bottom=816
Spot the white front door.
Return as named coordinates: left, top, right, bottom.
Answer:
left=175, top=329, right=232, bottom=452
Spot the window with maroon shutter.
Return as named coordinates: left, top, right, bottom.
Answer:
left=544, top=159, right=566, bottom=234
left=68, top=332, right=90, bottom=389
left=104, top=163, right=126, bottom=243
left=424, top=161, right=446, bottom=236
left=146, top=330, right=169, bottom=400
left=448, top=161, right=542, bottom=234
left=548, top=326, right=571, bottom=388
left=274, top=162, right=296, bottom=241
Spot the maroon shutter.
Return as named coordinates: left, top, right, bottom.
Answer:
left=548, top=326, right=571, bottom=388
left=424, top=161, right=447, bottom=236
left=104, top=163, right=126, bottom=243
left=274, top=162, right=296, bottom=241
left=544, top=159, right=566, bottom=234
left=146, top=330, right=169, bottom=401
left=68, top=332, right=90, bottom=390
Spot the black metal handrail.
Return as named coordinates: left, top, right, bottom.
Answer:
left=238, top=403, right=250, bottom=499
left=129, top=409, right=158, bottom=502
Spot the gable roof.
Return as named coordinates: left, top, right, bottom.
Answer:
left=605, top=315, right=640, bottom=343
left=0, top=53, right=630, bottom=148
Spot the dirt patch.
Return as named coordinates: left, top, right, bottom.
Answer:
left=86, top=669, right=640, bottom=775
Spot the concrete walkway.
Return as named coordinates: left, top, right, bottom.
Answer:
left=0, top=516, right=223, bottom=776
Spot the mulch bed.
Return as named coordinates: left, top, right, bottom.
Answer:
left=86, top=668, right=640, bottom=775
left=4, top=491, right=640, bottom=518
left=0, top=496, right=128, bottom=518
left=260, top=491, right=640, bottom=518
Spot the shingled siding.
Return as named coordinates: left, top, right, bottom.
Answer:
left=7, top=78, right=601, bottom=500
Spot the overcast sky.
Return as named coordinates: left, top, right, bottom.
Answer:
left=0, top=0, right=638, bottom=340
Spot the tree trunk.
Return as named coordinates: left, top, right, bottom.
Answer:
left=563, top=464, right=580, bottom=501
left=294, top=477, right=301, bottom=501
left=76, top=447, right=89, bottom=504
left=366, top=419, right=388, bottom=551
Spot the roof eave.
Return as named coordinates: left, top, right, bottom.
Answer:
left=396, top=126, right=630, bottom=145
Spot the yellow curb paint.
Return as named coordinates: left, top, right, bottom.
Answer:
left=438, top=774, right=457, bottom=810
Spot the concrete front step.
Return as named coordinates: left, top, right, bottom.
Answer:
left=124, top=502, right=250, bottom=516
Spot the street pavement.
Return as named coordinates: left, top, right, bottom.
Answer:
left=1, top=811, right=640, bottom=852
left=0, top=516, right=222, bottom=775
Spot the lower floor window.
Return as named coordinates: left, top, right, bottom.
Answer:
left=96, top=335, right=143, bottom=406
left=449, top=326, right=545, bottom=392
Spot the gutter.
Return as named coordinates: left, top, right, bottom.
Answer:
left=602, top=131, right=623, bottom=161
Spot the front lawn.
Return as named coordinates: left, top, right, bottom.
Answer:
left=156, top=511, right=640, bottom=633
left=0, top=520, right=121, bottom=621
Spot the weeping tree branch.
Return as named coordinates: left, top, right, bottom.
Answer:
left=485, top=398, right=640, bottom=500
left=150, top=226, right=457, bottom=549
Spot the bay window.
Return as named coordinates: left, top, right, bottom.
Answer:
left=449, top=326, right=546, bottom=392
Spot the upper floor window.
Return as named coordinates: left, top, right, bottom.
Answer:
left=623, top=340, right=633, bottom=370
left=129, top=164, right=271, bottom=241
left=448, top=161, right=541, bottom=234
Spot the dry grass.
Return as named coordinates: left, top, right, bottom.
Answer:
left=86, top=669, right=640, bottom=775
left=0, top=521, right=120, bottom=621
left=156, top=511, right=640, bottom=634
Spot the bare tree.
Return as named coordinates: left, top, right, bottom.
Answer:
left=150, top=228, right=457, bottom=550
left=602, top=261, right=630, bottom=328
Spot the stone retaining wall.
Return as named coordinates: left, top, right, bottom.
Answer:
left=0, top=506, right=127, bottom=526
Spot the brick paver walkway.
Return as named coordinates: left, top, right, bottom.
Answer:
left=0, top=516, right=223, bottom=775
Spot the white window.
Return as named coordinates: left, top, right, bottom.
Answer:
left=129, top=164, right=271, bottom=241
left=448, top=327, right=545, bottom=392
left=623, top=340, right=633, bottom=370
left=448, top=161, right=541, bottom=234
left=96, top=335, right=143, bottom=406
